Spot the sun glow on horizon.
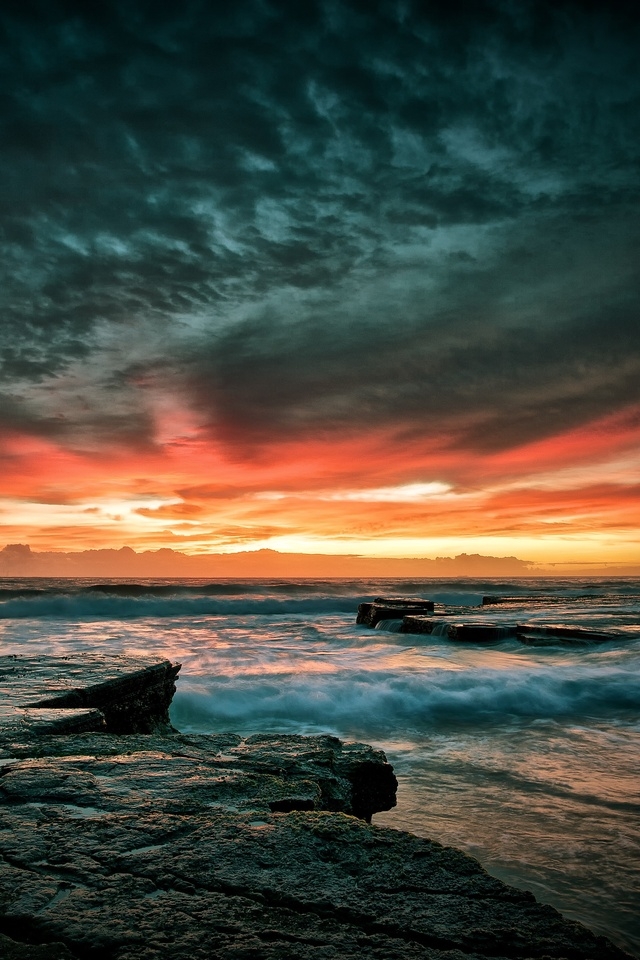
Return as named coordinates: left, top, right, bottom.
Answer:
left=1, top=401, right=639, bottom=566
left=248, top=533, right=640, bottom=564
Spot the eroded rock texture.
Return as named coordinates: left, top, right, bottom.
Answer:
left=0, top=732, right=397, bottom=822
left=0, top=804, right=633, bottom=960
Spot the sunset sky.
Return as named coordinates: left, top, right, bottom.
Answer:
left=1, top=1, right=639, bottom=570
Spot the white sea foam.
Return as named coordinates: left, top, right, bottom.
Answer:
left=171, top=662, right=640, bottom=738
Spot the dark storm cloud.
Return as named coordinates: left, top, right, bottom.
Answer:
left=1, top=0, right=638, bottom=450
left=189, top=214, right=640, bottom=453
left=0, top=384, right=156, bottom=450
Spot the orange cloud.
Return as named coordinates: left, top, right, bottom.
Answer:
left=1, top=403, right=640, bottom=563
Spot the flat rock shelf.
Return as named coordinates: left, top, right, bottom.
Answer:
left=0, top=655, right=635, bottom=960
left=358, top=596, right=623, bottom=645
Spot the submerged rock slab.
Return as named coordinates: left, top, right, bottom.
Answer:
left=399, top=618, right=518, bottom=642
left=516, top=623, right=619, bottom=644
left=446, top=623, right=518, bottom=642
left=483, top=595, right=595, bottom=605
left=390, top=613, right=619, bottom=646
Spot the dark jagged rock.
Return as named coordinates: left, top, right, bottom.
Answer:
left=0, top=654, right=635, bottom=960
left=357, top=597, right=435, bottom=628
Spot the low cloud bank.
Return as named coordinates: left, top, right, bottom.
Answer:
left=0, top=543, right=540, bottom=578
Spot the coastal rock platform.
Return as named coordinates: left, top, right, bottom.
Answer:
left=361, top=597, right=622, bottom=644
left=0, top=654, right=635, bottom=959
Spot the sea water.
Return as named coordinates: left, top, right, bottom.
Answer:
left=0, top=576, right=638, bottom=955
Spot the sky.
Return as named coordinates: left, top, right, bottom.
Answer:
left=1, top=0, right=639, bottom=571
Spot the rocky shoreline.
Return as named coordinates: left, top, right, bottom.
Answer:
left=0, top=654, right=635, bottom=959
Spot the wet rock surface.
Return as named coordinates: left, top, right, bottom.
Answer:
left=0, top=732, right=398, bottom=823
left=357, top=597, right=435, bottom=628
left=0, top=654, right=635, bottom=959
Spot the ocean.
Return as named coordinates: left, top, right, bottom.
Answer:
left=0, top=576, right=638, bottom=955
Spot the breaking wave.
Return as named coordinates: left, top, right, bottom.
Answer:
left=0, top=592, right=357, bottom=620
left=2, top=575, right=640, bottom=621
left=171, top=663, right=640, bottom=738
